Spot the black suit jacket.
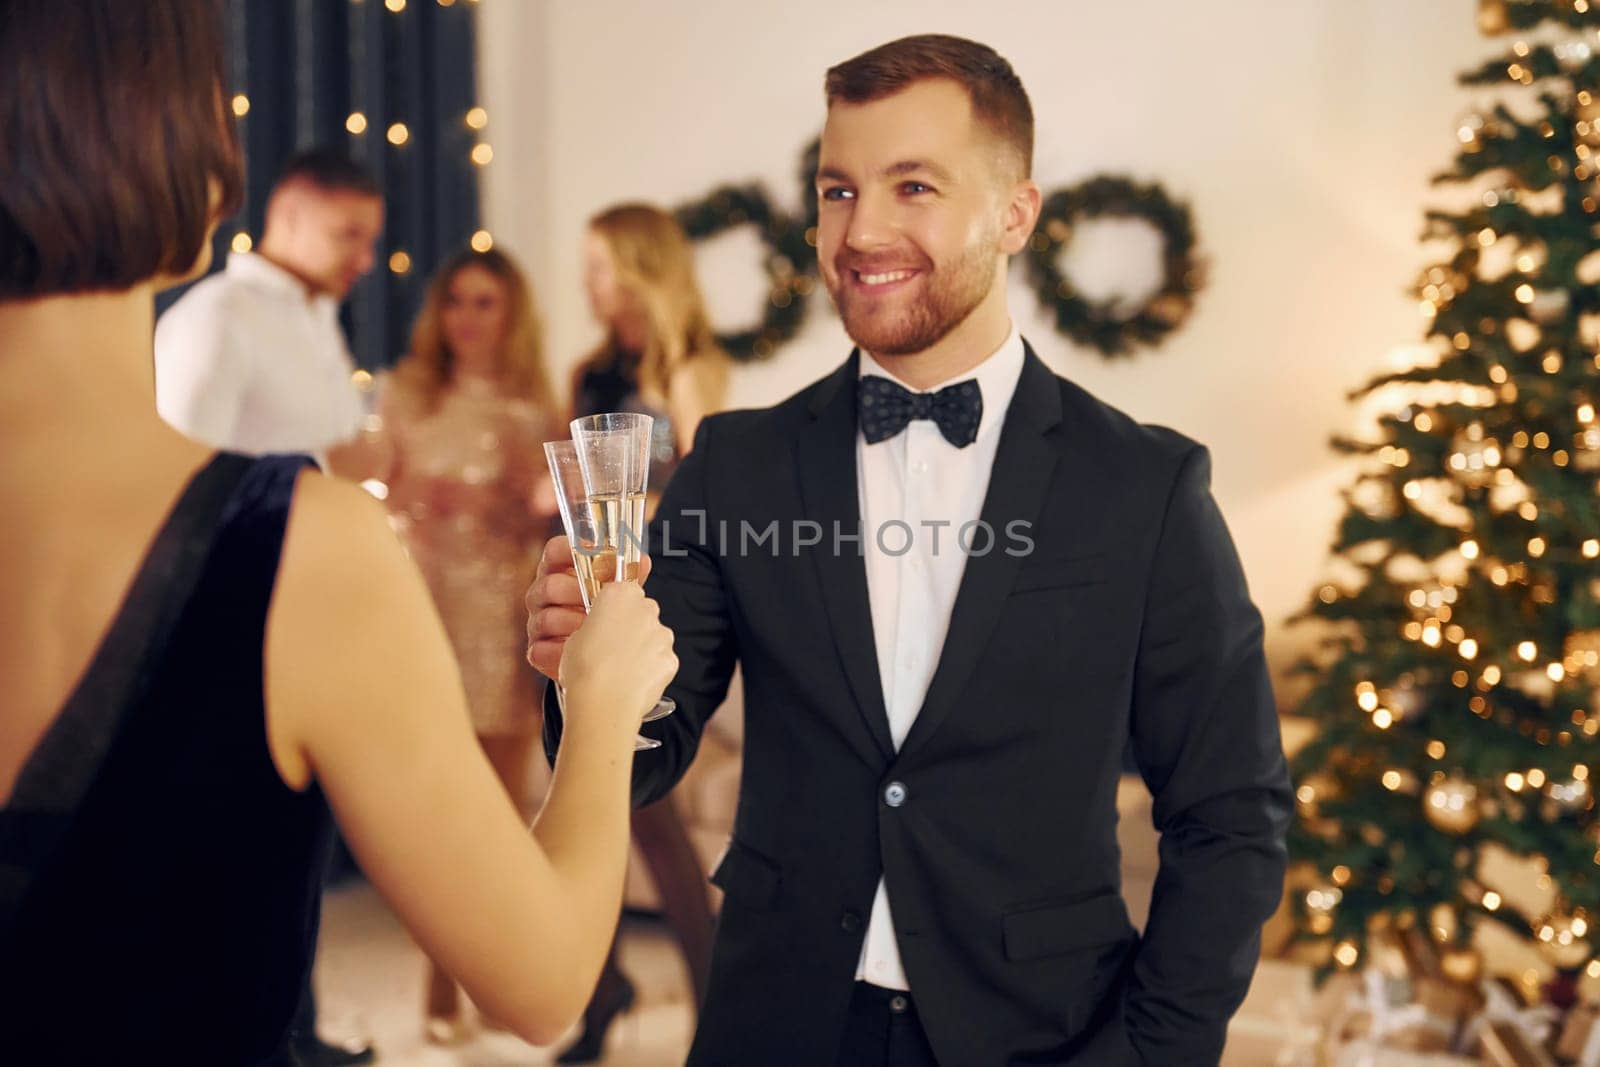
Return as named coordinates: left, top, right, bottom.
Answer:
left=546, top=344, right=1293, bottom=1066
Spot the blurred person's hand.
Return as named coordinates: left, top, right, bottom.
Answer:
left=324, top=427, right=393, bottom=484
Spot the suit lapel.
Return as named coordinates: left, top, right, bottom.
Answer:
left=899, top=345, right=1065, bottom=759
left=794, top=352, right=897, bottom=763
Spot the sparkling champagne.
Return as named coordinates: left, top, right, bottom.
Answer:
left=570, top=491, right=646, bottom=608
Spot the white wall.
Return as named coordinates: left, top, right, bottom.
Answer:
left=479, top=0, right=1498, bottom=680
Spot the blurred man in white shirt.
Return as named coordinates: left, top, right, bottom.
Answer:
left=156, top=148, right=383, bottom=477
left=155, top=147, right=383, bottom=1067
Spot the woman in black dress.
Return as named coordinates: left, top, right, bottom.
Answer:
left=0, top=4, right=675, bottom=1064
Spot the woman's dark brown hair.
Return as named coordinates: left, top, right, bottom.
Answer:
left=0, top=0, right=245, bottom=299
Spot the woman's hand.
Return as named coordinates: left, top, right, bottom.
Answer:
left=524, top=536, right=652, bottom=681
left=558, top=582, right=676, bottom=731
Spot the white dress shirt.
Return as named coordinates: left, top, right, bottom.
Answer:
left=853, top=323, right=1026, bottom=991
left=155, top=251, right=366, bottom=457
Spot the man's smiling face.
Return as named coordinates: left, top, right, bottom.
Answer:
left=815, top=78, right=1012, bottom=357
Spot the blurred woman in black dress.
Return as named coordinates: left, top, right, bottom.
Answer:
left=557, top=203, right=731, bottom=1063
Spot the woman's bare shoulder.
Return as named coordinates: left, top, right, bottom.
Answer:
left=286, top=469, right=398, bottom=561
left=274, top=470, right=437, bottom=652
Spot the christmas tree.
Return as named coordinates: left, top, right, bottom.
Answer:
left=1291, top=0, right=1600, bottom=990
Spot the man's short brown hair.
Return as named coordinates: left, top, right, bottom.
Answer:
left=271, top=148, right=383, bottom=201
left=825, top=34, right=1034, bottom=179
left=0, top=0, right=245, bottom=299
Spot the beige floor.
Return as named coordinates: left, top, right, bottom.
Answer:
left=315, top=882, right=694, bottom=1065
left=313, top=879, right=1296, bottom=1066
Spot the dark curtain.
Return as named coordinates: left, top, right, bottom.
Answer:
left=159, top=0, right=485, bottom=372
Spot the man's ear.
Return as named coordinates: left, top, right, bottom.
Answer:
left=262, top=186, right=301, bottom=240
left=998, top=178, right=1042, bottom=257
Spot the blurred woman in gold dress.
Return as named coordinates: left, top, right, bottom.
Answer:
left=378, top=247, right=559, bottom=1042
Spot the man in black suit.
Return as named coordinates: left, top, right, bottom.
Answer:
left=528, top=33, right=1292, bottom=1066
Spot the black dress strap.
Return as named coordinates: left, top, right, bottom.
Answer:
left=0, top=453, right=254, bottom=930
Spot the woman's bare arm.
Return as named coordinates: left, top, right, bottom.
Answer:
left=265, top=471, right=674, bottom=1044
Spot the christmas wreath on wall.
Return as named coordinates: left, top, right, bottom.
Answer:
left=674, top=184, right=815, bottom=362
left=1022, top=175, right=1205, bottom=359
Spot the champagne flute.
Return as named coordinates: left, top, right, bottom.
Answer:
left=569, top=412, right=654, bottom=570
left=545, top=439, right=672, bottom=752
left=569, top=413, right=677, bottom=723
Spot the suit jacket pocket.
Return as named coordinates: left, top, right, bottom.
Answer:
left=1003, top=890, right=1131, bottom=963
left=1010, top=553, right=1110, bottom=594
left=710, top=838, right=783, bottom=910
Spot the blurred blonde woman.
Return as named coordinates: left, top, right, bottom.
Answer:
left=574, top=203, right=731, bottom=495
left=379, top=247, right=561, bottom=1042
left=557, top=204, right=729, bottom=1062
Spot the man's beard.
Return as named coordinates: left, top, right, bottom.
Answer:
left=827, top=236, right=998, bottom=357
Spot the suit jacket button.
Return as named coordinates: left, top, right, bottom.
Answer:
left=840, top=910, right=863, bottom=934
left=884, top=781, right=908, bottom=808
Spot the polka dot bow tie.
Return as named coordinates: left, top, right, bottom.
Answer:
left=858, top=375, right=984, bottom=448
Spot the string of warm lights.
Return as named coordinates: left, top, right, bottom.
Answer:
left=375, top=0, right=493, bottom=275
left=227, top=0, right=492, bottom=279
